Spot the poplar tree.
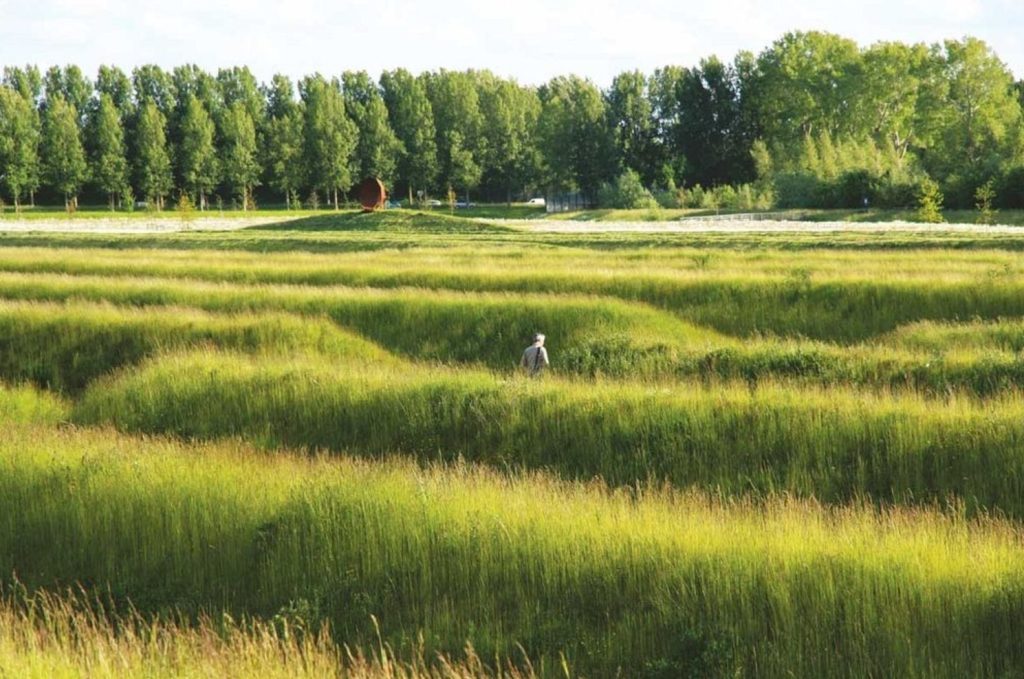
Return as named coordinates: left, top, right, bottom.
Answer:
left=478, top=74, right=542, bottom=203
left=0, top=86, right=39, bottom=210
left=300, top=75, right=357, bottom=209
left=380, top=68, right=438, bottom=203
left=424, top=70, right=485, bottom=201
left=263, top=75, right=305, bottom=208
left=220, top=101, right=260, bottom=210
left=41, top=95, right=87, bottom=211
left=342, top=70, right=402, bottom=187
left=88, top=94, right=128, bottom=210
left=135, top=102, right=172, bottom=209
left=178, top=94, right=218, bottom=209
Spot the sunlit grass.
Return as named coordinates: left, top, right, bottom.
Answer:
left=2, top=420, right=1022, bottom=676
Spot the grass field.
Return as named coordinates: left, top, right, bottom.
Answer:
left=4, top=214, right=1024, bottom=676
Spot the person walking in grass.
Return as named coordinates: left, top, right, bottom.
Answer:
left=521, top=333, right=549, bottom=377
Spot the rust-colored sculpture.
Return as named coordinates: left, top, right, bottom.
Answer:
left=357, top=177, right=387, bottom=211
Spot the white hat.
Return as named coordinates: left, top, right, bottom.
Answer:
left=533, top=333, right=545, bottom=342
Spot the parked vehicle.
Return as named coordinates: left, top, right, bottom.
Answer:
left=527, top=197, right=546, bottom=206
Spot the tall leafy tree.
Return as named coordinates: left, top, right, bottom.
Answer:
left=41, top=95, right=88, bottom=210
left=648, top=65, right=687, bottom=185
left=134, top=101, right=173, bottom=209
left=0, top=86, right=40, bottom=210
left=95, top=65, right=134, bottom=119
left=751, top=31, right=862, bottom=161
left=855, top=42, right=935, bottom=160
left=220, top=101, right=260, bottom=210
left=605, top=70, right=657, bottom=184
left=178, top=94, right=219, bottom=209
left=928, top=38, right=1022, bottom=184
left=424, top=70, right=485, bottom=199
left=477, top=73, right=542, bottom=202
left=380, top=68, right=438, bottom=202
left=3, top=65, right=42, bottom=104
left=300, top=75, right=357, bottom=209
left=674, top=57, right=753, bottom=186
left=218, top=67, right=264, bottom=124
left=537, top=75, right=612, bottom=196
left=3, top=66, right=43, bottom=205
left=43, top=65, right=91, bottom=125
left=87, top=94, right=128, bottom=210
left=132, top=65, right=177, bottom=119
left=342, top=70, right=402, bottom=187
left=263, top=75, right=305, bottom=208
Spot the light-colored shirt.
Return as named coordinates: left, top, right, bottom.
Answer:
left=520, top=344, right=549, bottom=376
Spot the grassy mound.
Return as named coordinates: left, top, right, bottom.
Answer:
left=251, top=210, right=514, bottom=233
left=3, top=423, right=1022, bottom=677
left=73, top=350, right=1024, bottom=516
left=0, top=272, right=721, bottom=375
left=0, top=383, right=68, bottom=424
left=0, top=300, right=395, bottom=393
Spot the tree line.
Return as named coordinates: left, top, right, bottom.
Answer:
left=0, top=31, right=1022, bottom=212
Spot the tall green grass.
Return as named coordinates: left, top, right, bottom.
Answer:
left=72, top=350, right=1024, bottom=516
left=0, top=272, right=720, bottom=372
left=0, top=383, right=68, bottom=424
left=0, top=299, right=394, bottom=392
left=0, top=588, right=529, bottom=679
left=3, top=245, right=1024, bottom=341
left=5, top=272, right=1024, bottom=394
left=3, top=422, right=1023, bottom=677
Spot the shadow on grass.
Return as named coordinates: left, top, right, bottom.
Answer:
left=247, top=210, right=516, bottom=233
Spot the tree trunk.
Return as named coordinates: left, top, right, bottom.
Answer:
left=408, top=185, right=413, bottom=206
left=29, top=190, right=35, bottom=208
left=64, top=193, right=69, bottom=212
left=109, top=192, right=114, bottom=211
left=333, top=188, right=338, bottom=210
left=13, top=194, right=19, bottom=213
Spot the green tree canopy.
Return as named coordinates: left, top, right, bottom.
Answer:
left=40, top=95, right=87, bottom=209
left=178, top=94, right=218, bottom=209
left=380, top=68, right=438, bottom=201
left=87, top=93, right=128, bottom=209
left=342, top=70, right=402, bottom=187
left=300, top=75, right=357, bottom=209
left=0, top=85, right=40, bottom=209
left=134, top=101, right=173, bottom=209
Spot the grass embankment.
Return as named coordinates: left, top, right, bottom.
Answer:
left=7, top=271, right=1024, bottom=394
left=0, top=272, right=717, bottom=374
left=2, top=421, right=1023, bottom=677
left=0, top=383, right=68, bottom=424
left=6, top=246, right=1024, bottom=342
left=70, top=350, right=1024, bottom=516
left=0, top=300, right=393, bottom=393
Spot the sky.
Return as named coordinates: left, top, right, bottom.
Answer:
left=0, top=0, right=1022, bottom=87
